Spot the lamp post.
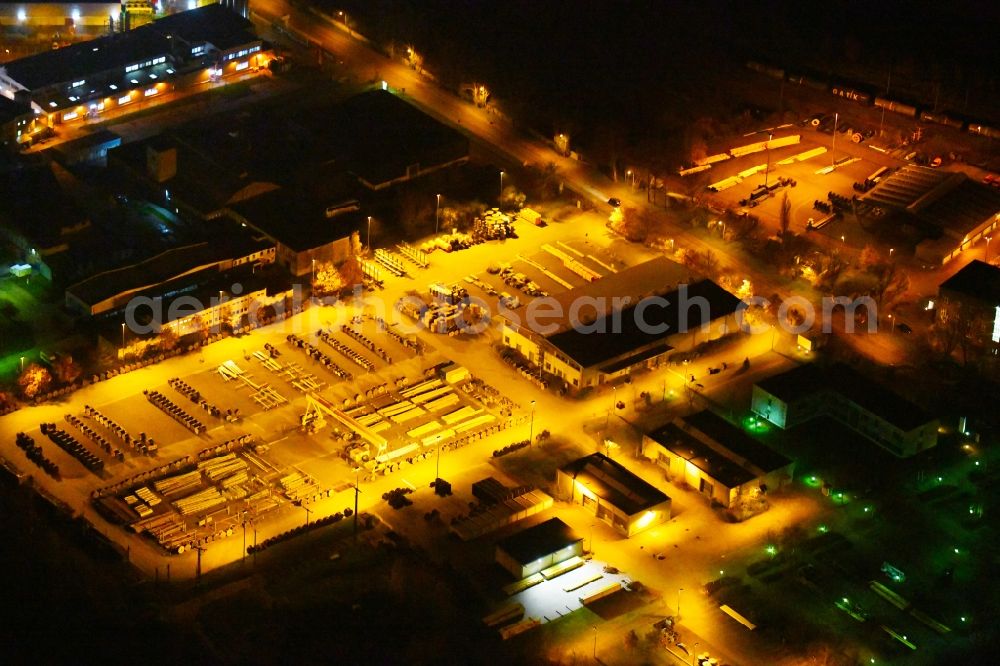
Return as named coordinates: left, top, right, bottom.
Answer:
left=528, top=400, right=536, bottom=446
left=19, top=356, right=24, bottom=373
left=121, top=322, right=126, bottom=349
left=499, top=170, right=504, bottom=206
left=367, top=215, right=372, bottom=250
left=889, top=313, right=895, bottom=333
left=987, top=236, right=992, bottom=263
left=763, top=132, right=773, bottom=188
left=435, top=193, right=441, bottom=234
left=677, top=587, right=683, bottom=620
left=889, top=247, right=894, bottom=258
left=592, top=625, right=598, bottom=659
left=311, top=258, right=316, bottom=285
left=831, top=112, right=839, bottom=166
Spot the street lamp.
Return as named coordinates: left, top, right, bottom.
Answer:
left=528, top=400, right=536, bottom=446
left=986, top=236, right=992, bottom=262
left=367, top=215, right=372, bottom=250
left=841, top=235, right=845, bottom=245
left=592, top=625, right=598, bottom=659
left=121, top=322, right=126, bottom=349
left=498, top=170, right=505, bottom=206
left=831, top=112, right=839, bottom=166
left=19, top=356, right=24, bottom=373
left=311, top=258, right=316, bottom=285
left=435, top=193, right=441, bottom=234
left=763, top=132, right=773, bottom=188
left=889, top=247, right=894, bottom=258
left=888, top=313, right=895, bottom=333
left=677, top=587, right=683, bottom=619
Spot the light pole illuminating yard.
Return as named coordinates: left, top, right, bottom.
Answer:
left=435, top=193, right=441, bottom=234
left=499, top=170, right=504, bottom=205
left=367, top=216, right=372, bottom=250
left=528, top=400, right=536, bottom=446
left=831, top=112, right=839, bottom=167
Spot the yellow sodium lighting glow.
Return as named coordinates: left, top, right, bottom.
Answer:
left=634, top=510, right=658, bottom=530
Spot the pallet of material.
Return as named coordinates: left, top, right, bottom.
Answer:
left=483, top=603, right=525, bottom=628
left=424, top=394, right=461, bottom=412
left=580, top=582, right=622, bottom=605
left=370, top=421, right=391, bottom=433
left=499, top=618, right=540, bottom=640
left=154, top=471, right=204, bottom=498
left=541, top=555, right=585, bottom=580
left=134, top=503, right=154, bottom=518
left=389, top=406, right=426, bottom=423
left=135, top=487, right=162, bottom=506
left=410, top=386, right=452, bottom=404
left=442, top=406, right=480, bottom=424
left=562, top=572, right=603, bottom=593
left=356, top=413, right=383, bottom=427
left=502, top=574, right=544, bottom=596
left=377, top=401, right=413, bottom=417
left=407, top=421, right=442, bottom=439
left=173, top=487, right=226, bottom=516
left=453, top=414, right=496, bottom=432
left=399, top=379, right=441, bottom=398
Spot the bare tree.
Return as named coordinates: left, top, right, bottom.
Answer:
left=778, top=192, right=791, bottom=238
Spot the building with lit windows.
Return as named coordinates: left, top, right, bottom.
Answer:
left=642, top=410, right=793, bottom=516
left=937, top=259, right=1000, bottom=353
left=0, top=1, right=122, bottom=29
left=752, top=363, right=939, bottom=458
left=0, top=93, right=35, bottom=147
left=0, top=3, right=266, bottom=128
left=500, top=257, right=742, bottom=392
left=556, top=453, right=671, bottom=537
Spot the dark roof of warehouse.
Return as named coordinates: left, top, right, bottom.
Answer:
left=560, top=453, right=669, bottom=516
left=863, top=166, right=1000, bottom=237
left=227, top=187, right=363, bottom=252
left=940, top=260, right=1000, bottom=304
left=646, top=422, right=757, bottom=488
left=67, top=232, right=271, bottom=308
left=298, top=90, right=469, bottom=188
left=755, top=363, right=934, bottom=431
left=495, top=518, right=582, bottom=566
left=682, top=411, right=792, bottom=474
left=544, top=279, right=741, bottom=369
left=1, top=4, right=254, bottom=90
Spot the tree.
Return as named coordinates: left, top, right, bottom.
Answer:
left=157, top=326, right=179, bottom=352
left=858, top=244, right=883, bottom=271
left=870, top=260, right=909, bottom=308
left=51, top=354, right=82, bottom=385
left=611, top=206, right=653, bottom=243
left=778, top=192, right=791, bottom=238
left=18, top=363, right=52, bottom=399
left=500, top=185, right=525, bottom=212
left=339, top=257, right=364, bottom=289
left=313, top=261, right=346, bottom=298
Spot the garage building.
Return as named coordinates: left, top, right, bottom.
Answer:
left=557, top=453, right=671, bottom=537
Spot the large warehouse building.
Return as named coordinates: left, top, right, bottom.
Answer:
left=500, top=257, right=742, bottom=391
left=862, top=166, right=1000, bottom=266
